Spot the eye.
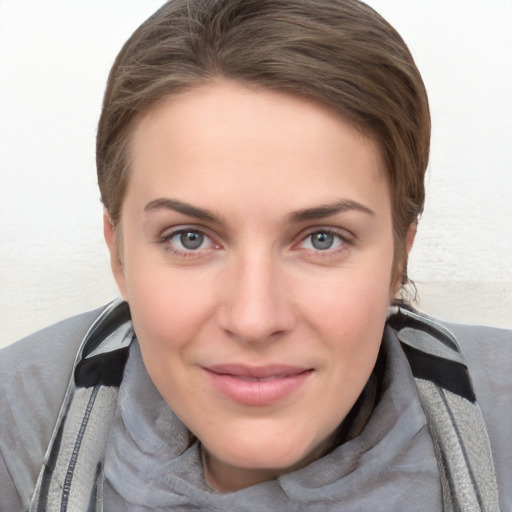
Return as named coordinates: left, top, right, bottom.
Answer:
left=162, top=228, right=216, bottom=254
left=299, top=230, right=347, bottom=251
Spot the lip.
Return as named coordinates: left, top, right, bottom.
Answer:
left=203, top=364, right=313, bottom=406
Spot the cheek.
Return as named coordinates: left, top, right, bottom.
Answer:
left=312, top=278, right=389, bottom=425
left=125, top=271, right=220, bottom=414
left=301, top=253, right=393, bottom=323
left=317, top=286, right=388, bottom=357
left=124, top=264, right=219, bottom=363
left=298, top=261, right=392, bottom=368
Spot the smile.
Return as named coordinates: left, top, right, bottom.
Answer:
left=203, top=364, right=313, bottom=406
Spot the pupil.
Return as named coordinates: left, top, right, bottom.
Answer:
left=180, top=231, right=204, bottom=250
left=311, top=232, right=333, bottom=250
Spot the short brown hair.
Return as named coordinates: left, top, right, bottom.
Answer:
left=97, top=0, right=430, bottom=283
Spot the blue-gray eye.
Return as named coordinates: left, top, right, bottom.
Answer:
left=180, top=231, right=204, bottom=249
left=310, top=232, right=335, bottom=250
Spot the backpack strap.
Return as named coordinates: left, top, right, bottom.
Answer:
left=389, top=307, right=500, bottom=512
left=29, top=299, right=133, bottom=512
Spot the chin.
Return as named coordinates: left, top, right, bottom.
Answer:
left=206, top=423, right=333, bottom=474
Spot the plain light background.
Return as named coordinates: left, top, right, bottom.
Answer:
left=1, top=0, right=511, bottom=348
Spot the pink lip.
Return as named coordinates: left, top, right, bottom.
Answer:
left=203, top=364, right=313, bottom=406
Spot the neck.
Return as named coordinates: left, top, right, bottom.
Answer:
left=200, top=435, right=335, bottom=493
left=202, top=450, right=278, bottom=492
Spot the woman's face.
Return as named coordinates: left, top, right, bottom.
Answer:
left=106, top=80, right=399, bottom=491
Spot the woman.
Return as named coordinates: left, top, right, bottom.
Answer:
left=1, top=1, right=510, bottom=510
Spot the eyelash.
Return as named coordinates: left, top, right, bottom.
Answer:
left=158, top=226, right=353, bottom=259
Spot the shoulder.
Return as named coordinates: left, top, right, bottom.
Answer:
left=442, top=320, right=512, bottom=365
left=0, top=305, right=109, bottom=511
left=441, top=320, right=512, bottom=507
left=0, top=306, right=108, bottom=399
left=440, top=321, right=512, bottom=412
left=440, top=320, right=512, bottom=408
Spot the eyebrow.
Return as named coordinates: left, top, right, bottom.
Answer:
left=286, top=199, right=375, bottom=223
left=144, top=197, right=374, bottom=225
left=144, top=198, right=223, bottom=223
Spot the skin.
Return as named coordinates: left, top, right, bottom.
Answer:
left=105, top=80, right=414, bottom=492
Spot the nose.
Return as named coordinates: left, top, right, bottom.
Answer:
left=217, top=253, right=296, bottom=344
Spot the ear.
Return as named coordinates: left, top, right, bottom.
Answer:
left=103, top=211, right=128, bottom=300
left=405, top=221, right=417, bottom=256
left=390, top=222, right=418, bottom=299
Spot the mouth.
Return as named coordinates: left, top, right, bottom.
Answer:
left=203, top=364, right=314, bottom=406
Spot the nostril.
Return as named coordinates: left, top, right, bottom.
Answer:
left=216, top=258, right=296, bottom=343
left=217, top=295, right=296, bottom=344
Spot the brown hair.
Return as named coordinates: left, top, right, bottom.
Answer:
left=97, top=0, right=430, bottom=284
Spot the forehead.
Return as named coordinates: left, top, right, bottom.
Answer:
left=126, top=80, right=389, bottom=219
